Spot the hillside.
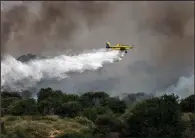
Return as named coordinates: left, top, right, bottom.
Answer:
left=17, top=54, right=45, bottom=63
left=1, top=115, right=94, bottom=138
left=1, top=89, right=195, bottom=138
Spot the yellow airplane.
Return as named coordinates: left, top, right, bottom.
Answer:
left=106, top=42, right=134, bottom=53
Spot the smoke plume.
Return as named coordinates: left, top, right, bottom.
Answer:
left=1, top=1, right=110, bottom=56
left=1, top=1, right=194, bottom=97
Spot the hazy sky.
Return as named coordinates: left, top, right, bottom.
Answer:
left=1, top=1, right=194, bottom=97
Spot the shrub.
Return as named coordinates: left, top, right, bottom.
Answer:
left=95, top=114, right=125, bottom=135
left=10, top=121, right=53, bottom=138
left=11, top=99, right=37, bottom=115
left=102, top=97, right=126, bottom=114
left=82, top=106, right=112, bottom=121
left=75, top=116, right=94, bottom=127
left=56, top=132, right=89, bottom=138
left=180, top=94, right=195, bottom=113
left=56, top=101, right=82, bottom=117
left=123, top=94, right=185, bottom=137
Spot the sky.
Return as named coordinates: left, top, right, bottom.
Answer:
left=1, top=1, right=194, bottom=98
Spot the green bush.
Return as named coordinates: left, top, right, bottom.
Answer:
left=95, top=114, right=124, bottom=135
left=5, top=116, right=22, bottom=122
left=11, top=99, right=37, bottom=115
left=123, top=94, right=185, bottom=137
left=2, top=89, right=195, bottom=138
left=1, top=134, right=10, bottom=138
left=1, top=97, right=21, bottom=114
left=180, top=94, right=195, bottom=113
left=101, top=97, right=126, bottom=114
left=1, top=91, right=21, bottom=99
left=56, top=101, right=82, bottom=117
left=82, top=106, right=112, bottom=121
left=56, top=132, right=89, bottom=138
left=55, top=131, right=103, bottom=138
left=80, top=92, right=109, bottom=108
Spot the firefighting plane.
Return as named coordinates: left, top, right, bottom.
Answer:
left=106, top=42, right=134, bottom=53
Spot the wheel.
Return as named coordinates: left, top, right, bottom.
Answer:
left=125, top=51, right=127, bottom=53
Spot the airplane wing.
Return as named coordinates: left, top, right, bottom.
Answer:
left=111, top=47, right=121, bottom=50
left=123, top=46, right=131, bottom=48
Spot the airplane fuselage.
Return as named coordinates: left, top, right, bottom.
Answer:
left=109, top=44, right=132, bottom=53
left=106, top=43, right=133, bottom=53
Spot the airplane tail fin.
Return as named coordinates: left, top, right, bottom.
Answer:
left=106, top=42, right=111, bottom=48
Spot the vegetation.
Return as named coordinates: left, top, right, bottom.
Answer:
left=1, top=88, right=195, bottom=138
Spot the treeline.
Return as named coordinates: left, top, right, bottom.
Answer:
left=1, top=88, right=195, bottom=138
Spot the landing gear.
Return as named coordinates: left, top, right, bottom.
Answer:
left=125, top=51, right=127, bottom=53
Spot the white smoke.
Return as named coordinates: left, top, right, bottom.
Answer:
left=1, top=49, right=124, bottom=91
left=156, top=73, right=194, bottom=98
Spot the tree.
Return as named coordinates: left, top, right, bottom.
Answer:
left=11, top=99, right=37, bottom=115
left=63, top=93, right=80, bottom=103
left=123, top=94, right=185, bottom=137
left=180, top=94, right=195, bottom=113
left=122, top=92, right=153, bottom=106
left=95, top=114, right=124, bottom=135
left=37, top=87, right=54, bottom=102
left=37, top=98, right=55, bottom=115
left=82, top=106, right=112, bottom=121
left=17, top=53, right=38, bottom=62
left=56, top=101, right=82, bottom=117
left=101, top=97, right=126, bottom=114
left=1, top=91, right=21, bottom=99
left=92, top=92, right=109, bottom=99
left=80, top=92, right=109, bottom=108
left=37, top=88, right=65, bottom=115
left=20, top=90, right=32, bottom=99
left=1, top=92, right=22, bottom=114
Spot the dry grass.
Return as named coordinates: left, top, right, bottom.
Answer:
left=1, top=115, right=93, bottom=138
